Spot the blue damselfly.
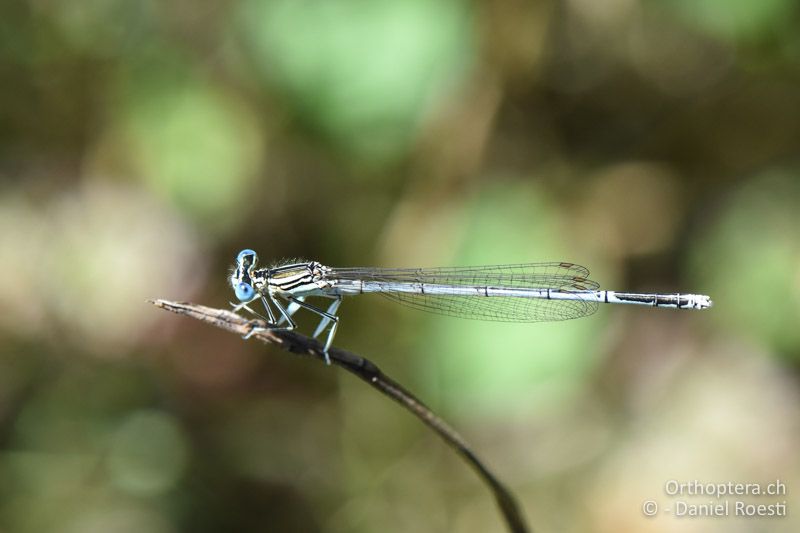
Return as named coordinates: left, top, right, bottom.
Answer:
left=230, top=249, right=712, bottom=364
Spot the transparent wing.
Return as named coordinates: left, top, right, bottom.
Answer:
left=330, top=263, right=600, bottom=322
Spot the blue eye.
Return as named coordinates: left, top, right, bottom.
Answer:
left=234, top=282, right=255, bottom=302
left=237, top=249, right=257, bottom=266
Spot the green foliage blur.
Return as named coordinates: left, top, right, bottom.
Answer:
left=1, top=0, right=799, bottom=532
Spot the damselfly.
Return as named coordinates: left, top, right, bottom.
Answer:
left=230, top=249, right=712, bottom=364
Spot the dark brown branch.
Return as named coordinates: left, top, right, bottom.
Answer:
left=149, top=299, right=530, bottom=533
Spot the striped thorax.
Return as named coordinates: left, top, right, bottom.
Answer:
left=256, top=261, right=332, bottom=297
left=231, top=250, right=333, bottom=303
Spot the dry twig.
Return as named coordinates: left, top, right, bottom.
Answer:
left=150, top=299, right=530, bottom=533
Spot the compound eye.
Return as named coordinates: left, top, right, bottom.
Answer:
left=234, top=282, right=255, bottom=302
left=236, top=249, right=258, bottom=268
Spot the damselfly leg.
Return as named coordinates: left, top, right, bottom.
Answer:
left=286, top=295, right=342, bottom=365
left=311, top=298, right=341, bottom=338
left=277, top=296, right=306, bottom=325
left=259, top=296, right=276, bottom=323
left=234, top=295, right=299, bottom=340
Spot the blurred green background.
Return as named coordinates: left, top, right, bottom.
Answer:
left=1, top=0, right=799, bottom=532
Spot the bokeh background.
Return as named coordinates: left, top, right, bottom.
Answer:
left=1, top=0, right=799, bottom=532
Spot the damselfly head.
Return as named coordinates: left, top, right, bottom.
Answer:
left=234, top=281, right=255, bottom=302
left=236, top=249, right=258, bottom=270
left=231, top=249, right=259, bottom=303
